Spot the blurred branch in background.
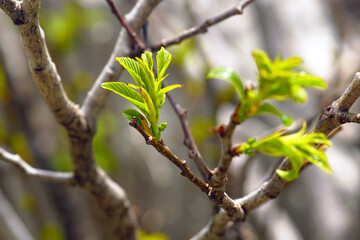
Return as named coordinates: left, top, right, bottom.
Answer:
left=149, top=0, right=256, bottom=52
left=0, top=148, right=74, bottom=184
left=0, top=189, right=34, bottom=240
left=0, top=0, right=360, bottom=239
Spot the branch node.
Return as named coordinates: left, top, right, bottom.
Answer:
left=145, top=136, right=153, bottom=144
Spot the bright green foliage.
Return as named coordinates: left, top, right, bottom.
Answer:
left=138, top=230, right=169, bottom=240
left=101, top=47, right=183, bottom=140
left=237, top=123, right=332, bottom=181
left=40, top=2, right=104, bottom=55
left=41, top=223, right=65, bottom=240
left=206, top=49, right=327, bottom=126
left=253, top=49, right=326, bottom=103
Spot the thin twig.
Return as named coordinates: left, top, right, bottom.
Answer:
left=149, top=0, right=256, bottom=51
left=105, top=0, right=146, bottom=51
left=164, top=90, right=212, bottom=181
left=129, top=119, right=210, bottom=193
left=210, top=107, right=239, bottom=191
left=0, top=148, right=74, bottom=184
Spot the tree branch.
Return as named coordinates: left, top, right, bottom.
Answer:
left=0, top=189, right=35, bottom=240
left=165, top=90, right=212, bottom=181
left=129, top=119, right=211, bottom=193
left=105, top=0, right=146, bottom=51
left=15, top=0, right=83, bottom=130
left=0, top=148, right=74, bottom=184
left=315, top=72, right=360, bottom=135
left=0, top=0, right=25, bottom=24
left=129, top=119, right=245, bottom=219
left=1, top=1, right=150, bottom=238
left=149, top=0, right=256, bottom=51
left=193, top=72, right=360, bottom=239
left=209, top=107, right=239, bottom=191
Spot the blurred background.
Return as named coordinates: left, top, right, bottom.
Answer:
left=1, top=0, right=360, bottom=239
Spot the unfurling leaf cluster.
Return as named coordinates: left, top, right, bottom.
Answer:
left=101, top=47, right=183, bottom=140
left=207, top=50, right=331, bottom=181
left=236, top=123, right=332, bottom=181
left=206, top=49, right=326, bottom=126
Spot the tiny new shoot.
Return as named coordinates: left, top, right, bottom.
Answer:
left=207, top=49, right=331, bottom=181
left=101, top=47, right=183, bottom=140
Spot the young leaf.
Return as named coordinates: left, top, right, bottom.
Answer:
left=290, top=72, right=327, bottom=88
left=101, top=82, right=143, bottom=103
left=206, top=67, right=245, bottom=99
left=158, top=122, right=167, bottom=132
left=139, top=87, right=157, bottom=124
left=122, top=109, right=145, bottom=128
left=237, top=123, right=331, bottom=182
left=115, top=57, right=144, bottom=87
left=103, top=47, right=182, bottom=140
left=275, top=56, right=303, bottom=70
left=101, top=82, right=149, bottom=117
left=136, top=57, right=156, bottom=98
left=256, top=103, right=293, bottom=126
left=252, top=50, right=273, bottom=78
left=157, top=47, right=172, bottom=82
left=141, top=51, right=153, bottom=72
left=157, top=84, right=184, bottom=97
left=290, top=85, right=307, bottom=103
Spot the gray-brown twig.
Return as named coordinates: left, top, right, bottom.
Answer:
left=209, top=106, right=240, bottom=192
left=164, top=89, right=212, bottom=181
left=0, top=148, right=74, bottom=184
left=129, top=119, right=244, bottom=219
left=150, top=0, right=256, bottom=51
left=105, top=0, right=146, bottom=51
left=315, top=72, right=360, bottom=134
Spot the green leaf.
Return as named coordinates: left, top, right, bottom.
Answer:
left=290, top=72, right=327, bottom=88
left=256, top=103, right=293, bottom=126
left=237, top=122, right=331, bottom=182
left=206, top=67, right=245, bottom=99
left=101, top=82, right=142, bottom=102
left=158, top=122, right=167, bottom=132
left=157, top=47, right=172, bottom=81
left=101, top=82, right=149, bottom=117
left=106, top=47, right=181, bottom=139
left=252, top=49, right=273, bottom=78
left=136, top=57, right=156, bottom=99
left=140, top=88, right=157, bottom=125
left=157, top=84, right=184, bottom=96
left=122, top=108, right=145, bottom=128
left=252, top=49, right=326, bottom=105
left=141, top=51, right=153, bottom=72
left=138, top=229, right=169, bottom=240
left=115, top=57, right=144, bottom=87
left=290, top=85, right=307, bottom=103
left=275, top=56, right=303, bottom=70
